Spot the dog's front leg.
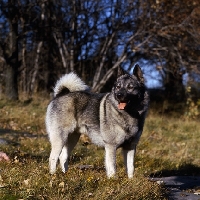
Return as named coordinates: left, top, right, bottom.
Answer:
left=123, top=145, right=136, bottom=178
left=105, top=144, right=117, bottom=178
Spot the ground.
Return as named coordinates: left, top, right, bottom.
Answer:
left=0, top=99, right=199, bottom=199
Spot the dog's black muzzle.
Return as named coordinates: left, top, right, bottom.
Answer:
left=116, top=89, right=129, bottom=103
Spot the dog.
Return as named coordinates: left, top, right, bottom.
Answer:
left=45, top=64, right=149, bottom=178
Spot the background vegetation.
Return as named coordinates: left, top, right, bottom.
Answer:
left=0, top=0, right=200, bottom=103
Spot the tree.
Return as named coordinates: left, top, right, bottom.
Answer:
left=0, top=0, right=19, bottom=100
left=0, top=0, right=199, bottom=101
left=130, top=0, right=200, bottom=101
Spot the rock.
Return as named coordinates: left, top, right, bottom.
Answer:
left=150, top=176, right=200, bottom=200
left=0, top=139, right=8, bottom=145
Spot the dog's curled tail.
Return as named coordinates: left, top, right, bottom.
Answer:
left=53, top=72, right=90, bottom=97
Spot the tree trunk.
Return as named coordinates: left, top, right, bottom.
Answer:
left=21, top=17, right=27, bottom=94
left=164, top=68, right=186, bottom=102
left=92, top=33, right=116, bottom=89
left=29, top=1, right=45, bottom=95
left=5, top=14, right=19, bottom=100
left=5, top=64, right=18, bottom=100
left=30, top=41, right=43, bottom=94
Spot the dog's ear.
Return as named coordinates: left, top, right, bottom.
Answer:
left=133, top=64, right=144, bottom=83
left=117, top=67, right=126, bottom=77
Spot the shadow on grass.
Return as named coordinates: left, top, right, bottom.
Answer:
left=9, top=150, right=49, bottom=163
left=0, top=128, right=46, bottom=138
left=1, top=193, right=20, bottom=200
left=0, top=128, right=47, bottom=144
left=150, top=163, right=200, bottom=177
left=0, top=128, right=48, bottom=163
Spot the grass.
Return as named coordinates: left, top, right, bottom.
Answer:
left=0, top=97, right=199, bottom=199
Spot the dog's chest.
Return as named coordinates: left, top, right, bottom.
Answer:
left=115, top=111, right=138, bottom=133
left=101, top=109, right=139, bottom=145
left=99, top=94, right=142, bottom=145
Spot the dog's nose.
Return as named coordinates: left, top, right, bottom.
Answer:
left=117, top=93, right=123, bottom=99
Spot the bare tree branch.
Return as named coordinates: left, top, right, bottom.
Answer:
left=92, top=32, right=116, bottom=88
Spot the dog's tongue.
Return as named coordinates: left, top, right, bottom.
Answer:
left=118, top=103, right=127, bottom=110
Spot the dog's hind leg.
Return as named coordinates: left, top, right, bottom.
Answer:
left=122, top=144, right=136, bottom=178
left=49, top=136, right=65, bottom=174
left=105, top=144, right=117, bottom=178
left=59, top=145, right=68, bottom=173
left=59, top=132, right=81, bottom=173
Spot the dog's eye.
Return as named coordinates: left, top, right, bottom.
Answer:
left=116, top=84, right=121, bottom=89
left=127, top=85, right=134, bottom=90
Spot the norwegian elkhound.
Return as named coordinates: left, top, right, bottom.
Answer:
left=46, top=64, right=149, bottom=178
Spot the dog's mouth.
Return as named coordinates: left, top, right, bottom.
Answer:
left=117, top=100, right=131, bottom=110
left=118, top=102, right=127, bottom=110
left=116, top=92, right=130, bottom=110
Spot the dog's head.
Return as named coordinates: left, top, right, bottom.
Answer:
left=113, top=64, right=145, bottom=110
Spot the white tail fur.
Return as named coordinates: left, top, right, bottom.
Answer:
left=53, top=72, right=89, bottom=97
